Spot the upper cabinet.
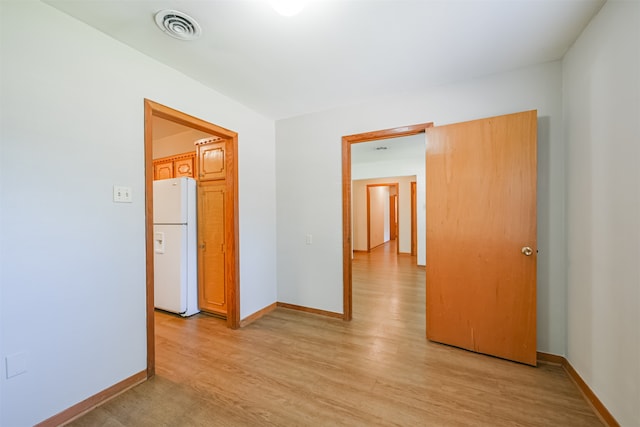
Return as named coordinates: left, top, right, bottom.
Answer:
left=197, top=140, right=226, bottom=181
left=153, top=152, right=196, bottom=180
left=153, top=139, right=226, bottom=182
left=174, top=154, right=196, bottom=178
left=154, top=160, right=174, bottom=181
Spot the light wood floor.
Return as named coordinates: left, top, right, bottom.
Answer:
left=69, top=241, right=602, bottom=426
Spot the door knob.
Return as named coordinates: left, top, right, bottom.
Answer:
left=521, top=246, right=533, bottom=256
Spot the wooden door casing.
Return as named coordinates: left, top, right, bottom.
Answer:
left=389, top=195, right=397, bottom=242
left=425, top=110, right=537, bottom=365
left=198, top=180, right=227, bottom=316
left=410, top=181, right=417, bottom=257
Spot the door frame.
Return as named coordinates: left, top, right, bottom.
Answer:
left=410, top=181, right=417, bottom=256
left=342, top=123, right=433, bottom=320
left=144, top=99, right=240, bottom=378
left=365, top=183, right=398, bottom=251
left=389, top=193, right=397, bottom=243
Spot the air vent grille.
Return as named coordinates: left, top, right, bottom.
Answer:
left=155, top=10, right=201, bottom=41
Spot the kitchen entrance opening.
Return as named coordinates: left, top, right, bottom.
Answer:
left=144, top=100, right=240, bottom=377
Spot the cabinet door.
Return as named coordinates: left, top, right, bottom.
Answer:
left=174, top=154, right=195, bottom=178
left=198, top=141, right=226, bottom=181
left=197, top=181, right=227, bottom=316
left=154, top=161, right=173, bottom=180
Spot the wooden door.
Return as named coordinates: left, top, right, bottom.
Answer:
left=425, top=110, right=537, bottom=365
left=198, top=180, right=227, bottom=316
left=198, top=141, right=226, bottom=181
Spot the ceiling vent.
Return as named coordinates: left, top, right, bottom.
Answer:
left=154, top=10, right=201, bottom=41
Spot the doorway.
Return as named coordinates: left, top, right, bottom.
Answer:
left=341, top=123, right=433, bottom=320
left=144, top=99, right=240, bottom=377
left=366, top=183, right=398, bottom=251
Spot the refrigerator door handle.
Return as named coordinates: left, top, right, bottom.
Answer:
left=154, top=232, right=165, bottom=254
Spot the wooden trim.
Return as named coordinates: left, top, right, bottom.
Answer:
left=146, top=100, right=237, bottom=139
left=536, top=351, right=565, bottom=365
left=226, top=133, right=240, bottom=329
left=342, top=135, right=353, bottom=321
left=277, top=302, right=343, bottom=319
left=153, top=151, right=196, bottom=162
left=240, top=302, right=277, bottom=327
left=536, top=352, right=619, bottom=427
left=343, top=123, right=434, bottom=144
left=144, top=101, right=155, bottom=378
left=368, top=242, right=388, bottom=251
left=144, top=100, right=241, bottom=379
left=35, top=370, right=146, bottom=427
left=343, top=123, right=432, bottom=321
left=410, top=181, right=417, bottom=256
left=390, top=194, right=398, bottom=248
left=562, top=359, right=620, bottom=427
left=366, top=184, right=371, bottom=251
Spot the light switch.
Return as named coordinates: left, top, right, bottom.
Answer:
left=154, top=232, right=165, bottom=254
left=113, top=186, right=132, bottom=203
left=306, top=234, right=313, bottom=245
left=6, top=352, right=27, bottom=379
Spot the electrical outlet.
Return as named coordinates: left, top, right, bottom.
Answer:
left=113, top=186, right=132, bottom=203
left=306, top=234, right=313, bottom=245
left=6, top=352, right=27, bottom=379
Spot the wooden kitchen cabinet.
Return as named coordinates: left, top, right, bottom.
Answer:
left=197, top=180, right=227, bottom=316
left=197, top=141, right=226, bottom=181
left=153, top=152, right=196, bottom=180
left=174, top=155, right=196, bottom=178
left=153, top=160, right=173, bottom=180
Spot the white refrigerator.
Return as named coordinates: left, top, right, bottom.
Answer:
left=153, top=177, right=199, bottom=317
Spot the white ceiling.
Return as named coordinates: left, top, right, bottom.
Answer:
left=45, top=0, right=604, bottom=120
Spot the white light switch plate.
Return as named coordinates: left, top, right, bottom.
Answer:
left=113, top=186, right=132, bottom=203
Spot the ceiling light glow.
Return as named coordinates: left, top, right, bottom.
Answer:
left=269, top=0, right=306, bottom=17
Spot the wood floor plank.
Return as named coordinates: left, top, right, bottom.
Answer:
left=68, top=241, right=602, bottom=426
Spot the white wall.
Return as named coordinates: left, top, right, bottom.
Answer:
left=563, top=1, right=640, bottom=425
left=276, top=61, right=566, bottom=355
left=0, top=2, right=276, bottom=426
left=353, top=177, right=415, bottom=254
